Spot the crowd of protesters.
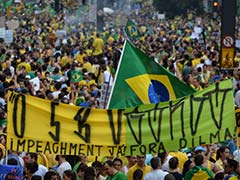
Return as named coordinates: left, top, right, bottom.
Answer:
left=0, top=0, right=240, bottom=179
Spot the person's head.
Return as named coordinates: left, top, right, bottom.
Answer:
left=216, top=146, right=230, bottom=160
left=84, top=166, right=96, bottom=180
left=55, top=155, right=66, bottom=163
left=194, top=154, right=204, bottom=166
left=92, top=161, right=102, bottom=176
left=224, top=159, right=238, bottom=174
left=113, top=158, right=123, bottom=171
left=150, top=157, right=161, bottom=170
left=194, top=146, right=206, bottom=155
left=63, top=170, right=77, bottom=180
left=31, top=175, right=42, bottom=180
left=44, top=170, right=59, bottom=180
left=80, top=155, right=88, bottom=164
left=0, top=134, right=6, bottom=145
left=169, top=157, right=179, bottom=170
left=25, top=161, right=39, bottom=176
left=54, top=82, right=62, bottom=91
left=103, top=160, right=116, bottom=176
left=133, top=169, right=143, bottom=180
left=77, top=163, right=88, bottom=177
left=136, top=155, right=146, bottom=167
left=126, top=156, right=137, bottom=166
left=164, top=174, right=176, bottom=180
left=26, top=152, right=38, bottom=162
left=214, top=172, right=224, bottom=180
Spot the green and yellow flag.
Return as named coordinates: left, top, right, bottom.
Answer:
left=71, top=70, right=83, bottom=83
left=107, top=40, right=196, bottom=109
left=124, top=19, right=140, bottom=39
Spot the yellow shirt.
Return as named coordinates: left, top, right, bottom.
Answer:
left=108, top=36, right=115, bottom=44
left=83, top=62, right=92, bottom=72
left=191, top=58, right=201, bottom=67
left=85, top=49, right=93, bottom=56
left=75, top=53, right=86, bottom=64
left=60, top=56, right=73, bottom=66
left=215, top=159, right=224, bottom=170
left=169, top=151, right=188, bottom=173
left=17, top=62, right=31, bottom=73
left=93, top=37, right=104, bottom=56
left=127, top=164, right=152, bottom=180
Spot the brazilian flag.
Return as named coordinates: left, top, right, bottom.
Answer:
left=71, top=70, right=82, bottom=83
left=107, top=40, right=196, bottom=109
left=124, top=19, right=140, bottom=40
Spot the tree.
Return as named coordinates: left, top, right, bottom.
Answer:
left=153, top=0, right=204, bottom=18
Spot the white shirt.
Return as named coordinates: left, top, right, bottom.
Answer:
left=103, top=70, right=114, bottom=86
left=144, top=169, right=169, bottom=180
left=33, top=164, right=48, bottom=180
left=52, top=90, right=61, bottom=100
left=123, top=165, right=129, bottom=175
left=162, top=154, right=173, bottom=171
left=30, top=77, right=40, bottom=93
left=56, top=161, right=72, bottom=178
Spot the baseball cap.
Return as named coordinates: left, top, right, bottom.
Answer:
left=182, top=148, right=192, bottom=158
left=194, top=146, right=206, bottom=152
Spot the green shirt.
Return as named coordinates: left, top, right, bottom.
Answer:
left=106, top=171, right=127, bottom=180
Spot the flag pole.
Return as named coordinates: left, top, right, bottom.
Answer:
left=106, top=40, right=127, bottom=109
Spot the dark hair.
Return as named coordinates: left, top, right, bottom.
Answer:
left=133, top=169, right=143, bottom=180
left=150, top=157, right=161, bottom=170
left=104, top=160, right=114, bottom=167
left=214, top=172, right=224, bottom=180
left=63, top=170, right=77, bottom=180
left=25, top=161, right=39, bottom=174
left=84, top=167, right=96, bottom=180
left=31, top=175, right=42, bottom=180
left=226, top=159, right=238, bottom=171
left=113, top=158, right=123, bottom=166
left=77, top=163, right=88, bottom=173
left=92, top=161, right=102, bottom=169
left=194, top=154, right=204, bottom=166
left=169, top=157, right=179, bottom=169
left=216, top=146, right=228, bottom=160
left=27, top=152, right=38, bottom=161
left=54, top=82, right=61, bottom=91
left=44, top=170, right=58, bottom=180
left=158, top=152, right=167, bottom=165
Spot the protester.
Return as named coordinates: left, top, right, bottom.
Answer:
left=127, top=155, right=151, bottom=180
left=215, top=146, right=231, bottom=171
left=44, top=170, right=60, bottom=180
left=184, top=154, right=214, bottom=180
left=168, top=157, right=183, bottom=180
left=25, top=152, right=48, bottom=180
left=62, top=170, right=77, bottom=180
left=103, top=160, right=127, bottom=180
left=223, top=159, right=239, bottom=180
left=55, top=155, right=72, bottom=178
left=144, top=157, right=174, bottom=180
left=123, top=156, right=137, bottom=175
left=113, top=158, right=124, bottom=173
